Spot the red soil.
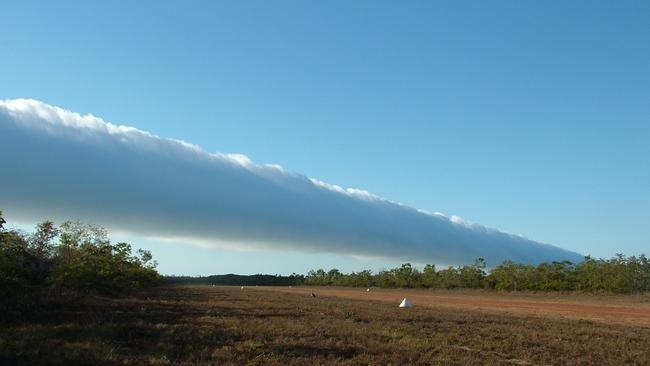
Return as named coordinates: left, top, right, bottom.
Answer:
left=255, top=286, right=650, bottom=327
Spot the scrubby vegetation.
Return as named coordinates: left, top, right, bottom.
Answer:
left=305, top=256, right=650, bottom=293
left=0, top=210, right=162, bottom=319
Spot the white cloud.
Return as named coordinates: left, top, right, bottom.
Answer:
left=0, top=98, right=583, bottom=266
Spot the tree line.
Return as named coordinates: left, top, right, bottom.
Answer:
left=0, top=210, right=162, bottom=318
left=305, top=255, right=650, bottom=293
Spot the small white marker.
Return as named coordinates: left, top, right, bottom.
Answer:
left=399, top=298, right=412, bottom=308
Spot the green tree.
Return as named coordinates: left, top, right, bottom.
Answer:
left=459, top=258, right=486, bottom=288
left=29, top=221, right=59, bottom=258
left=422, top=264, right=438, bottom=288
left=437, top=266, right=461, bottom=289
left=1, top=212, right=162, bottom=308
left=390, top=263, right=423, bottom=287
left=327, top=268, right=343, bottom=285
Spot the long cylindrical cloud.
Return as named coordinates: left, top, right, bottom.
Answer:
left=0, top=99, right=582, bottom=266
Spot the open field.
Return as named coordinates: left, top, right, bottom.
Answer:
left=1, top=286, right=650, bottom=365
left=258, top=286, right=650, bottom=327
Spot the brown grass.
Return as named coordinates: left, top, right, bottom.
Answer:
left=1, top=285, right=649, bottom=365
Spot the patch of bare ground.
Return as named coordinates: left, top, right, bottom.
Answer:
left=257, top=286, right=650, bottom=327
left=1, top=285, right=649, bottom=365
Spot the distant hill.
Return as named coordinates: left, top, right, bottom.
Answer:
left=164, top=274, right=304, bottom=286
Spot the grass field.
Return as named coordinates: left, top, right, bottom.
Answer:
left=1, top=286, right=649, bottom=365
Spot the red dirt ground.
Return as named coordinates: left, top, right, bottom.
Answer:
left=254, top=286, right=650, bottom=327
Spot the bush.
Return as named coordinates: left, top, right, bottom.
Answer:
left=0, top=210, right=162, bottom=317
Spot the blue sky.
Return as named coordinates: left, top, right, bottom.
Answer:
left=1, top=1, right=648, bottom=275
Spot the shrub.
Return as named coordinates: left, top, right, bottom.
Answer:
left=0, top=210, right=162, bottom=317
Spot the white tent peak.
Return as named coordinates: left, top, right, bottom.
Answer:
left=399, top=298, right=412, bottom=308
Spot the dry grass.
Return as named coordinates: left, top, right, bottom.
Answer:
left=1, top=285, right=649, bottom=365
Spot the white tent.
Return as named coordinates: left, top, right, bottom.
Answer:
left=399, top=298, right=412, bottom=308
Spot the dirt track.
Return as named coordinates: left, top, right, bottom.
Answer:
left=254, top=286, right=650, bottom=327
